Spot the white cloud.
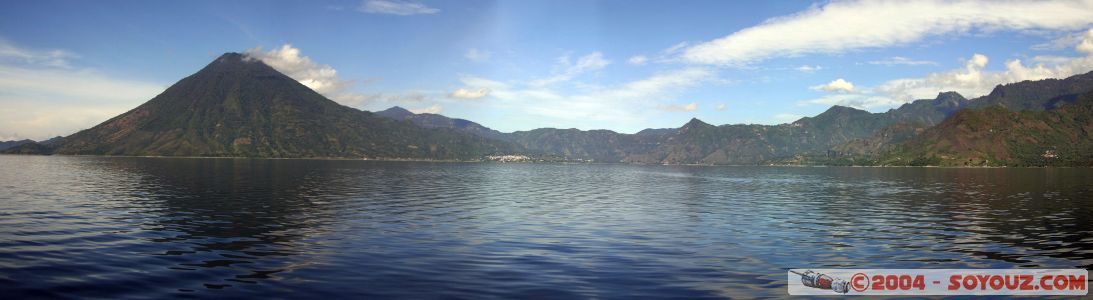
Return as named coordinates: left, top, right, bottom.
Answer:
left=812, top=78, right=855, bottom=93
left=0, top=39, right=77, bottom=68
left=466, top=67, right=717, bottom=131
left=0, top=41, right=166, bottom=140
left=465, top=48, right=490, bottom=62
left=593, top=67, right=714, bottom=100
left=716, top=103, right=726, bottom=111
left=1032, top=55, right=1074, bottom=65
left=1080, top=29, right=1093, bottom=53
left=1032, top=31, right=1087, bottom=50
left=661, top=42, right=689, bottom=59
left=531, top=52, right=611, bottom=86
left=623, top=42, right=692, bottom=66
left=877, top=32, right=1093, bottom=103
left=448, top=75, right=501, bottom=100
left=359, top=0, right=439, bottom=15
left=659, top=102, right=698, bottom=112
left=449, top=87, right=490, bottom=99
left=458, top=74, right=507, bottom=89
left=245, top=44, right=373, bottom=107
left=682, top=0, right=1093, bottom=66
left=867, top=56, right=938, bottom=66
left=244, top=44, right=348, bottom=94
left=246, top=44, right=441, bottom=109
left=410, top=104, right=442, bottom=114
left=796, top=65, right=822, bottom=73
left=801, top=30, right=1093, bottom=109
left=0, top=38, right=168, bottom=140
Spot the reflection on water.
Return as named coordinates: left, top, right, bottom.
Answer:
left=0, top=156, right=1091, bottom=298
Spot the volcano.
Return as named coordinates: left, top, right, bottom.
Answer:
left=54, top=53, right=515, bottom=159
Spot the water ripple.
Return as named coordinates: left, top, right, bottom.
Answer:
left=1, top=156, right=1091, bottom=298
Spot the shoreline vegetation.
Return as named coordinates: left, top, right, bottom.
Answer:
left=3, top=53, right=1092, bottom=168
left=1, top=153, right=1076, bottom=168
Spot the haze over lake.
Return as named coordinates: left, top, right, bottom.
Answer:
left=2, top=155, right=1090, bottom=298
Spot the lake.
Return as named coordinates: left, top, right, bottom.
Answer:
left=1, top=155, right=1091, bottom=298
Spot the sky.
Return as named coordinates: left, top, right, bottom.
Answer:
left=3, top=0, right=1093, bottom=140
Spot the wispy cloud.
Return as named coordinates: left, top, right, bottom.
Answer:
left=629, top=42, right=689, bottom=65
left=358, top=0, right=439, bottom=16
left=683, top=0, right=1093, bottom=66
left=1031, top=30, right=1088, bottom=51
left=0, top=40, right=165, bottom=140
left=0, top=38, right=77, bottom=68
left=530, top=52, right=610, bottom=86
left=795, top=65, right=822, bottom=73
left=800, top=29, right=1093, bottom=109
left=867, top=56, right=937, bottom=66
left=876, top=33, right=1093, bottom=103
left=465, top=48, right=490, bottom=62
left=658, top=102, right=698, bottom=112
left=460, top=67, right=716, bottom=131
left=449, top=87, right=490, bottom=99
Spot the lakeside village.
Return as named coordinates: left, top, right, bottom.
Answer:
left=484, top=154, right=594, bottom=163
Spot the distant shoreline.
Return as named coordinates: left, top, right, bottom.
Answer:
left=4, top=153, right=1088, bottom=168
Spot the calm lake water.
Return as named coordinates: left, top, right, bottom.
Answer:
left=1, top=155, right=1091, bottom=299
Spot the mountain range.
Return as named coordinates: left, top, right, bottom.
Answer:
left=16, top=53, right=516, bottom=159
left=0, top=136, right=62, bottom=152
left=880, top=90, right=1093, bottom=167
left=6, top=52, right=1093, bottom=167
left=377, top=70, right=1093, bottom=166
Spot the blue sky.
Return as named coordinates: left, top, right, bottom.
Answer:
left=3, top=0, right=1093, bottom=140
